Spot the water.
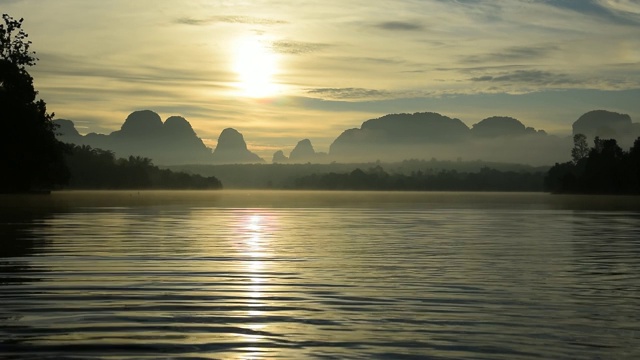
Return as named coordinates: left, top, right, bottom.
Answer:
left=1, top=190, right=640, bottom=359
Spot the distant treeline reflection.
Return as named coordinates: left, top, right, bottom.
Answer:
left=291, top=166, right=545, bottom=191
left=65, top=145, right=222, bottom=189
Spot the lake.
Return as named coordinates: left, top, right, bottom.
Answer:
left=1, top=190, right=639, bottom=359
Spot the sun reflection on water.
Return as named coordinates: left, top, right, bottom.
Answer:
left=237, top=212, right=274, bottom=357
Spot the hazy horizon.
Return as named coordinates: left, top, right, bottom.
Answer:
left=4, top=0, right=640, bottom=159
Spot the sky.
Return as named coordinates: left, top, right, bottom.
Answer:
left=3, top=0, right=640, bottom=158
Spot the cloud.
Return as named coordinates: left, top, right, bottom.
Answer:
left=437, top=64, right=527, bottom=72
left=306, top=87, right=392, bottom=100
left=35, top=52, right=234, bottom=84
left=270, top=40, right=327, bottom=55
left=433, top=0, right=503, bottom=21
left=374, top=21, right=424, bottom=31
left=326, top=55, right=410, bottom=66
left=541, top=0, right=640, bottom=24
left=470, top=70, right=579, bottom=86
left=175, top=17, right=207, bottom=26
left=462, top=45, right=558, bottom=64
left=597, top=0, right=640, bottom=16
left=176, top=15, right=287, bottom=26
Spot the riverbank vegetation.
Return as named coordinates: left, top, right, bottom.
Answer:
left=290, top=166, right=544, bottom=191
left=64, top=145, right=222, bottom=190
left=1, top=14, right=68, bottom=193
left=169, top=160, right=547, bottom=190
left=545, top=135, right=640, bottom=194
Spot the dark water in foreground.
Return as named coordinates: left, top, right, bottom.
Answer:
left=1, top=191, right=639, bottom=359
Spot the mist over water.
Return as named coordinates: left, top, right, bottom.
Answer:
left=1, top=191, right=640, bottom=359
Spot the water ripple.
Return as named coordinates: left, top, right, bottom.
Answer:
left=1, top=192, right=640, bottom=359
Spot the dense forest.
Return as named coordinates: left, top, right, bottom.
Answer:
left=544, top=135, right=640, bottom=194
left=64, top=145, right=222, bottom=190
left=289, top=166, right=545, bottom=191
left=169, top=160, right=547, bottom=189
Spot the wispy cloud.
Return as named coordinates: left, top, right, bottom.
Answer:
left=541, top=0, right=640, bottom=25
left=598, top=0, right=640, bottom=15
left=373, top=21, right=424, bottom=31
left=35, top=52, right=234, bottom=85
left=270, top=40, right=328, bottom=55
left=437, top=64, right=527, bottom=72
left=470, top=70, right=579, bottom=86
left=176, top=15, right=288, bottom=26
left=461, top=45, right=558, bottom=64
left=326, top=55, right=411, bottom=66
left=307, top=87, right=392, bottom=100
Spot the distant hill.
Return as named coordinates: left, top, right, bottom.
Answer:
left=212, top=128, right=264, bottom=164
left=54, top=111, right=264, bottom=165
left=572, top=110, right=640, bottom=147
left=327, top=112, right=564, bottom=165
left=330, top=112, right=469, bottom=159
left=55, top=108, right=639, bottom=167
left=471, top=116, right=545, bottom=137
left=289, top=139, right=316, bottom=162
left=272, top=150, right=288, bottom=163
left=55, top=119, right=82, bottom=138
left=271, top=138, right=329, bottom=164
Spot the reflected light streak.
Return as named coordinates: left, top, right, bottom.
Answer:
left=237, top=212, right=278, bottom=354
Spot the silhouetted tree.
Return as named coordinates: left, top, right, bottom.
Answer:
left=545, top=136, right=640, bottom=194
left=571, top=133, right=590, bottom=164
left=628, top=138, right=640, bottom=192
left=0, top=14, right=68, bottom=192
left=583, top=138, right=625, bottom=193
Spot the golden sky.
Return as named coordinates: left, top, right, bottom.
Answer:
left=4, top=0, right=640, bottom=158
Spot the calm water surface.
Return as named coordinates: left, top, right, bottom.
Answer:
left=1, top=191, right=640, bottom=359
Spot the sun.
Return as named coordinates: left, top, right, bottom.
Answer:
left=232, top=37, right=280, bottom=98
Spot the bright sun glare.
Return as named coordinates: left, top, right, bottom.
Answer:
left=233, top=37, right=280, bottom=98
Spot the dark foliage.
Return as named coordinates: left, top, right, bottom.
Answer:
left=64, top=144, right=222, bottom=189
left=291, top=165, right=544, bottom=191
left=0, top=14, right=68, bottom=192
left=571, top=133, right=589, bottom=164
left=544, top=136, right=640, bottom=194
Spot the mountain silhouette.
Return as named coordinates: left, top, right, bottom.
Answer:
left=289, top=139, right=316, bottom=163
left=115, top=110, right=163, bottom=137
left=471, top=116, right=545, bottom=137
left=55, top=119, right=82, bottom=139
left=272, top=150, right=288, bottom=163
left=212, top=128, right=264, bottom=164
left=572, top=110, right=639, bottom=143
left=54, top=108, right=639, bottom=167
left=327, top=111, right=568, bottom=165
left=360, top=112, right=469, bottom=142
left=55, top=110, right=211, bottom=165
left=330, top=112, right=470, bottom=160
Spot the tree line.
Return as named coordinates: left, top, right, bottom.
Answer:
left=544, top=134, right=640, bottom=194
left=290, top=166, right=545, bottom=191
left=63, top=145, right=222, bottom=190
